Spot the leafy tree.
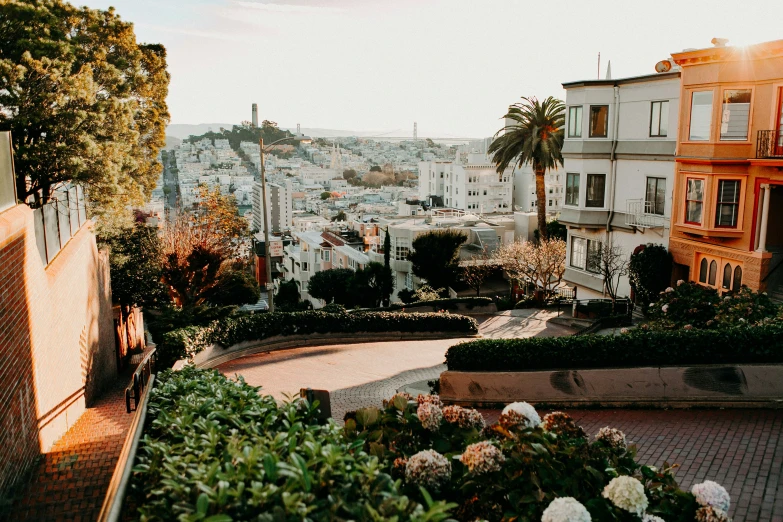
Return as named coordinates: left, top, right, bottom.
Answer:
left=351, top=262, right=394, bottom=308
left=535, top=220, right=567, bottom=242
left=331, top=210, right=347, bottom=222
left=204, top=270, right=260, bottom=307
left=628, top=244, right=673, bottom=308
left=369, top=165, right=382, bottom=172
left=0, top=0, right=170, bottom=229
left=275, top=279, right=301, bottom=311
left=489, top=97, right=565, bottom=239
left=343, top=169, right=357, bottom=180
left=307, top=268, right=354, bottom=305
left=106, top=224, right=167, bottom=319
left=320, top=191, right=331, bottom=200
left=461, top=247, right=498, bottom=297
left=408, top=230, right=467, bottom=293
left=163, top=245, right=223, bottom=307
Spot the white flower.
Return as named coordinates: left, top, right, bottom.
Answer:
left=662, top=304, right=669, bottom=313
left=677, top=279, right=685, bottom=286
left=649, top=302, right=655, bottom=308
left=665, top=287, right=674, bottom=293
left=417, top=402, right=443, bottom=431
left=724, top=296, right=732, bottom=301
left=620, top=328, right=629, bottom=334
left=602, top=476, right=648, bottom=515
left=501, top=402, right=541, bottom=428
left=642, top=515, right=665, bottom=522
left=691, top=481, right=730, bottom=512
left=442, top=405, right=485, bottom=430
left=541, top=497, right=592, bottom=522
left=460, top=441, right=505, bottom=474
left=595, top=427, right=627, bottom=450
left=738, top=318, right=746, bottom=323
left=405, top=450, right=451, bottom=490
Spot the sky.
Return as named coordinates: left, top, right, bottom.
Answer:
left=81, top=0, right=783, bottom=139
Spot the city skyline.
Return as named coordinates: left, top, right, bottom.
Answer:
left=81, top=0, right=783, bottom=138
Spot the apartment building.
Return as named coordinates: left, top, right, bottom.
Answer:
left=560, top=69, right=681, bottom=299
left=251, top=179, right=292, bottom=234
left=667, top=39, right=783, bottom=296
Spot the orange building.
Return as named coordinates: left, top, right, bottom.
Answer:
left=668, top=39, right=783, bottom=295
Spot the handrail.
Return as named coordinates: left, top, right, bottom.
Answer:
left=97, top=374, right=155, bottom=522
left=126, top=347, right=156, bottom=414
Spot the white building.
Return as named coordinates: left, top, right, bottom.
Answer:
left=559, top=69, right=681, bottom=299
left=252, top=179, right=293, bottom=234
left=418, top=153, right=513, bottom=213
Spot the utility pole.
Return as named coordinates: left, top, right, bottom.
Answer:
left=259, top=137, right=275, bottom=312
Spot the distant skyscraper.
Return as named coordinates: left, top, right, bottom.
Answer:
left=330, top=143, right=343, bottom=171
left=251, top=103, right=258, bottom=127
left=413, top=122, right=417, bottom=141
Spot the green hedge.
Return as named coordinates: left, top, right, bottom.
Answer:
left=363, top=297, right=494, bottom=313
left=445, top=322, right=783, bottom=372
left=158, top=311, right=478, bottom=368
left=128, top=367, right=454, bottom=521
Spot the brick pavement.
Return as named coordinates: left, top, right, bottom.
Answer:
left=3, top=379, right=133, bottom=521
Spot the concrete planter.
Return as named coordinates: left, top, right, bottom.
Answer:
left=439, top=365, right=783, bottom=408
left=173, top=331, right=478, bottom=370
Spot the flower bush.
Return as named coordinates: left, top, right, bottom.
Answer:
left=692, top=480, right=731, bottom=512
left=542, top=497, right=592, bottom=522
left=602, top=476, right=648, bottom=515
left=417, top=402, right=443, bottom=431
left=405, top=450, right=452, bottom=491
left=459, top=441, right=505, bottom=474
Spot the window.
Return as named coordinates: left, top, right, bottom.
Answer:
left=689, top=91, right=713, bottom=141
left=720, top=89, right=752, bottom=141
left=565, top=173, right=580, bottom=206
left=570, top=237, right=601, bottom=273
left=394, top=241, right=409, bottom=261
left=715, top=180, right=740, bottom=227
left=302, top=262, right=309, bottom=272
left=708, top=260, right=717, bottom=286
left=322, top=250, right=330, bottom=262
left=589, top=105, right=609, bottom=137
left=549, top=199, right=552, bottom=206
left=586, top=240, right=602, bottom=273
left=570, top=237, right=586, bottom=269
left=685, top=179, right=704, bottom=224
left=650, top=101, right=669, bottom=137
left=568, top=106, right=583, bottom=137
left=722, top=263, right=732, bottom=289
left=645, top=177, right=666, bottom=215
left=585, top=174, right=605, bottom=207
left=699, top=258, right=708, bottom=284
left=733, top=266, right=742, bottom=290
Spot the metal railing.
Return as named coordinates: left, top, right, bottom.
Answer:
left=756, top=130, right=783, bottom=159
left=625, top=199, right=665, bottom=229
left=125, top=347, right=156, bottom=414
left=32, top=183, right=88, bottom=266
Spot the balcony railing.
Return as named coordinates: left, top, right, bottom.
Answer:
left=756, top=130, right=783, bottom=159
left=625, top=199, right=665, bottom=229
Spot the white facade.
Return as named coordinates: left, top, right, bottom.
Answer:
left=559, top=71, right=681, bottom=299
left=252, top=179, right=293, bottom=234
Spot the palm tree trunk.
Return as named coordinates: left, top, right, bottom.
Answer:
left=535, top=166, right=548, bottom=240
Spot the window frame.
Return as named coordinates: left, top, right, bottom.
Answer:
left=570, top=236, right=602, bottom=274
left=565, top=173, right=580, bottom=206
left=714, top=179, right=741, bottom=228
left=649, top=100, right=669, bottom=137
left=719, top=87, right=753, bottom=142
left=589, top=105, right=609, bottom=138
left=568, top=106, right=583, bottom=138
left=684, top=177, right=705, bottom=225
left=688, top=90, right=714, bottom=142
left=645, top=177, right=666, bottom=216
left=585, top=174, right=606, bottom=208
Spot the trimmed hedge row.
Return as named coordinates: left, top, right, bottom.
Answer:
left=158, top=311, right=478, bottom=368
left=445, top=322, right=783, bottom=372
left=363, top=297, right=494, bottom=313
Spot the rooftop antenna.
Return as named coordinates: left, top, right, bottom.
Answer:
left=597, top=52, right=601, bottom=79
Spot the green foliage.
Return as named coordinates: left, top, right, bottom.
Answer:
left=343, top=168, right=357, bottom=180
left=646, top=281, right=779, bottom=330
left=321, top=303, right=347, bottom=314
left=203, top=269, right=260, bottom=307
left=275, top=279, right=301, bottom=311
left=185, top=122, right=293, bottom=153
left=409, top=231, right=468, bottom=293
left=320, top=191, right=331, bottom=200
left=369, top=165, right=382, bottom=172
left=344, top=397, right=698, bottom=521
left=535, top=220, right=567, bottom=242
left=397, top=288, right=417, bottom=304
left=129, top=367, right=456, bottom=521
left=0, top=0, right=169, bottom=225
left=628, top=244, right=673, bottom=308
left=105, top=224, right=167, bottom=312
left=352, top=262, right=395, bottom=308
left=307, top=268, right=355, bottom=305
left=445, top=321, right=783, bottom=372
left=156, top=311, right=478, bottom=368
left=489, top=96, right=564, bottom=239
left=331, top=210, right=347, bottom=222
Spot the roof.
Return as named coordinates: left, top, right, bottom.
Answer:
left=562, top=70, right=680, bottom=89
left=672, top=39, right=783, bottom=66
left=297, top=231, right=325, bottom=246
left=335, top=245, right=369, bottom=264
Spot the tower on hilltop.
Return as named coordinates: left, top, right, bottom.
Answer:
left=251, top=103, right=258, bottom=127
left=413, top=122, right=417, bottom=141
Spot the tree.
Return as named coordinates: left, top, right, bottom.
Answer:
left=489, top=97, right=565, bottom=240
left=0, top=1, right=170, bottom=229
left=163, top=245, right=224, bottom=307
left=351, top=262, right=394, bottom=308
left=331, top=210, right=347, bottom=222
left=535, top=220, right=567, bottom=242
left=496, top=238, right=566, bottom=302
left=408, top=230, right=467, bottom=294
left=320, top=191, right=331, bottom=200
left=203, top=269, right=260, bottom=307
left=307, top=268, right=354, bottom=305
left=461, top=247, right=498, bottom=297
left=628, top=243, right=673, bottom=309
left=343, top=169, right=357, bottom=180
left=275, top=279, right=301, bottom=311
left=369, top=165, right=382, bottom=172
left=588, top=239, right=629, bottom=313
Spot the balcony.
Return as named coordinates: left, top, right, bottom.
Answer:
left=756, top=130, right=783, bottom=159
left=625, top=199, right=665, bottom=229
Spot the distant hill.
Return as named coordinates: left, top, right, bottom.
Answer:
left=166, top=123, right=235, bottom=140
left=164, top=135, right=182, bottom=150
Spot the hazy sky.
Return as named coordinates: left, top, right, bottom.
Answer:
left=82, top=0, right=783, bottom=138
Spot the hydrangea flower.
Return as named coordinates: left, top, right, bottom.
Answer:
left=684, top=324, right=693, bottom=330
left=442, top=405, right=485, bottom=430
left=460, top=441, right=505, bottom=474
left=417, top=402, right=443, bottom=431
left=665, top=287, right=675, bottom=293
left=416, top=394, right=443, bottom=407
left=662, top=304, right=669, bottom=313
left=695, top=506, right=732, bottom=522
left=620, top=327, right=629, bottom=334
left=692, top=481, right=730, bottom=512
left=541, top=497, right=592, bottom=522
left=595, top=427, right=627, bottom=450
left=404, top=450, right=451, bottom=490
left=602, top=476, right=648, bottom=515
left=500, top=401, right=540, bottom=428
left=677, top=279, right=685, bottom=286
left=541, top=412, right=586, bottom=439
left=642, top=515, right=665, bottom=522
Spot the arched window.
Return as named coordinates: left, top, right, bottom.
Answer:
left=722, top=263, right=732, bottom=289
left=699, top=258, right=708, bottom=283
left=708, top=260, right=718, bottom=286
left=733, top=265, right=742, bottom=291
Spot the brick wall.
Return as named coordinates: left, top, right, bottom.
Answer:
left=0, top=204, right=116, bottom=497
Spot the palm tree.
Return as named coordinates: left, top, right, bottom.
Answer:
left=488, top=97, right=565, bottom=239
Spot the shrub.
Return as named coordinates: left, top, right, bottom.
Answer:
left=445, top=321, right=783, bottom=372
left=321, top=302, right=347, bottom=314
left=128, top=368, right=456, bottom=521
left=646, top=281, right=778, bottom=330
left=628, top=244, right=673, bottom=308
left=345, top=396, right=703, bottom=521
left=157, top=311, right=478, bottom=368
left=375, top=297, right=493, bottom=312
left=397, top=288, right=417, bottom=304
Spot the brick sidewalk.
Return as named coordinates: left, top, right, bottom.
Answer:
left=3, top=380, right=133, bottom=521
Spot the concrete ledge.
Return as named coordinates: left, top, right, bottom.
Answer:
left=174, top=331, right=479, bottom=370
left=439, top=365, right=783, bottom=409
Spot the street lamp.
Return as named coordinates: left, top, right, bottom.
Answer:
left=259, top=135, right=300, bottom=312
